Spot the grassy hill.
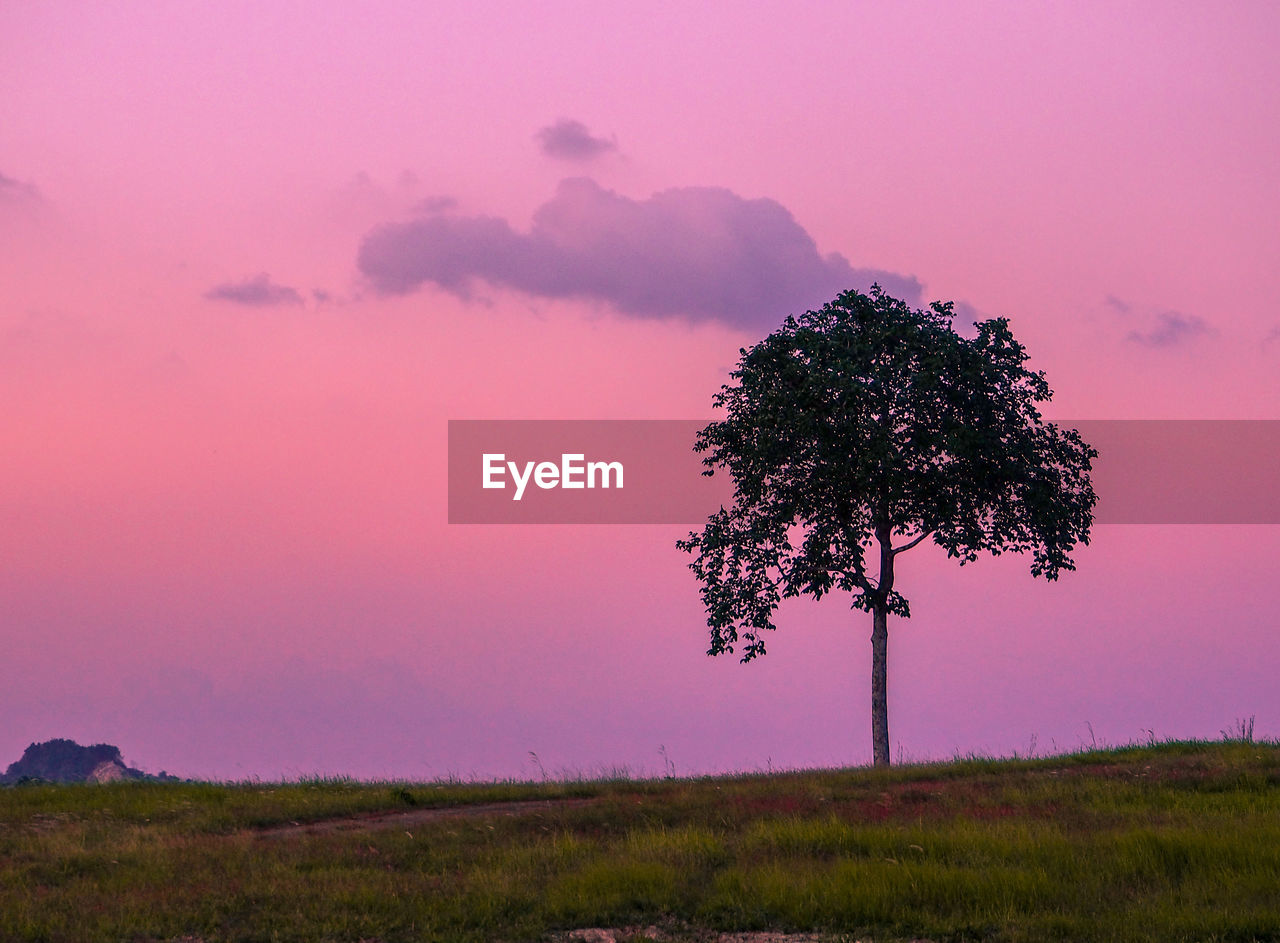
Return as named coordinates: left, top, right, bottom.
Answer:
left=2, top=739, right=1278, bottom=942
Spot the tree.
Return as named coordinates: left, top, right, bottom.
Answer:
left=676, top=286, right=1096, bottom=766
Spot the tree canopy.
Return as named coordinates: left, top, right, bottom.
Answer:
left=677, top=286, right=1096, bottom=764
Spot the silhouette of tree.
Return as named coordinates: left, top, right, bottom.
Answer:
left=678, top=286, right=1097, bottom=765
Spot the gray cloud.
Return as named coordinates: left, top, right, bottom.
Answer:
left=413, top=195, right=458, bottom=214
left=356, top=177, right=921, bottom=330
left=0, top=171, right=42, bottom=205
left=1125, top=311, right=1213, bottom=348
left=204, top=273, right=304, bottom=307
left=536, top=119, right=618, bottom=161
left=1, top=172, right=50, bottom=225
left=1104, top=294, right=1131, bottom=314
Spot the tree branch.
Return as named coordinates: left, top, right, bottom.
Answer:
left=832, top=500, right=877, bottom=594
left=892, top=531, right=933, bottom=555
left=848, top=567, right=877, bottom=595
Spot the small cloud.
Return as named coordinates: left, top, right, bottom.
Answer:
left=204, top=273, right=304, bottom=307
left=325, top=170, right=425, bottom=226
left=412, top=195, right=458, bottom=214
left=0, top=172, right=51, bottom=224
left=1125, top=310, right=1213, bottom=348
left=536, top=119, right=618, bottom=161
left=356, top=177, right=922, bottom=331
left=1104, top=294, right=1131, bottom=314
left=340, top=170, right=381, bottom=200
left=0, top=171, right=42, bottom=205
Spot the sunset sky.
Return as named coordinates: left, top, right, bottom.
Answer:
left=3, top=2, right=1278, bottom=779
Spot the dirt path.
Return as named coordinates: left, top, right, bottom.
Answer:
left=252, top=796, right=599, bottom=837
left=560, top=930, right=894, bottom=942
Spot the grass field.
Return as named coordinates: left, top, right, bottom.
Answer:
left=2, top=739, right=1279, bottom=942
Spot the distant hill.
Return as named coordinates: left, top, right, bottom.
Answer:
left=0, top=739, right=175, bottom=784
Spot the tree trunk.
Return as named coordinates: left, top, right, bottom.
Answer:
left=871, top=603, right=890, bottom=766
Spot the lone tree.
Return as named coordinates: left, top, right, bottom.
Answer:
left=677, top=286, right=1096, bottom=766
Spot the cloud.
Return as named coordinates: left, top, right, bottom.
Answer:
left=536, top=119, right=618, bottom=161
left=356, top=178, right=921, bottom=330
left=1104, top=294, right=1131, bottom=314
left=0, top=171, right=42, bottom=205
left=204, top=273, right=304, bottom=307
left=0, top=172, right=50, bottom=224
left=413, top=195, right=458, bottom=214
left=1125, top=311, right=1213, bottom=348
left=323, top=170, right=424, bottom=230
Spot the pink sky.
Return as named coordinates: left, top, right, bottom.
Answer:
left=2, top=2, right=1279, bottom=779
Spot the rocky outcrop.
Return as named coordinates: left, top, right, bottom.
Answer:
left=1, top=739, right=159, bottom=784
left=86, top=759, right=130, bottom=783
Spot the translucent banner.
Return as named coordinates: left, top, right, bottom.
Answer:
left=447, top=419, right=1280, bottom=525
